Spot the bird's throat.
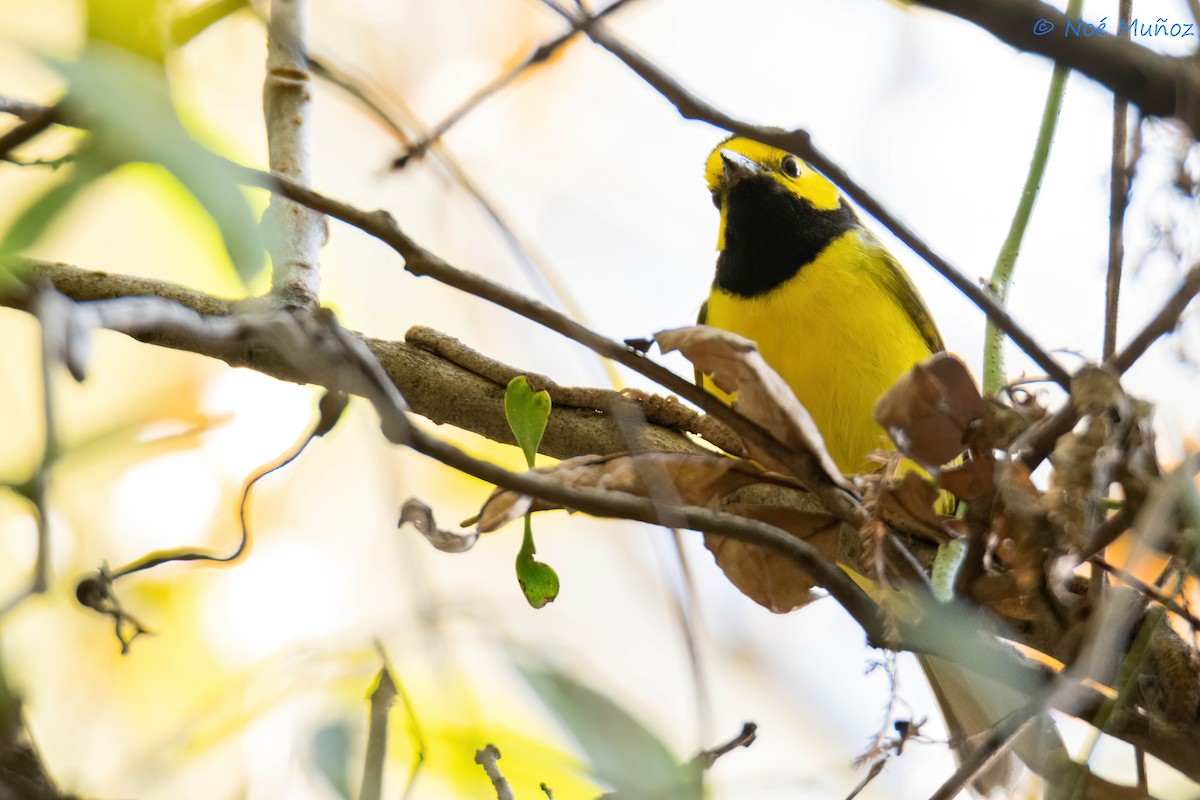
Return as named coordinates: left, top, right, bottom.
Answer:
left=715, top=179, right=859, bottom=298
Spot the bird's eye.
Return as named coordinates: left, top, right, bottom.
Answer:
left=781, top=156, right=802, bottom=178
left=710, top=189, right=721, bottom=209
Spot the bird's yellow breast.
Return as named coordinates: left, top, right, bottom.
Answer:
left=704, top=228, right=936, bottom=474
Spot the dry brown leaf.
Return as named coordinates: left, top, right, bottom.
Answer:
left=705, top=503, right=841, bottom=613
left=874, top=353, right=985, bottom=469
left=476, top=451, right=797, bottom=533
left=399, top=498, right=480, bottom=553
left=876, top=471, right=955, bottom=543
left=938, top=455, right=996, bottom=503
left=654, top=325, right=849, bottom=490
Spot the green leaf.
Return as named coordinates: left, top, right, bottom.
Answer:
left=312, top=722, right=352, bottom=800
left=504, top=375, right=557, bottom=607
left=504, top=376, right=550, bottom=468
left=52, top=46, right=265, bottom=285
left=516, top=515, right=559, bottom=609
left=515, top=656, right=702, bottom=799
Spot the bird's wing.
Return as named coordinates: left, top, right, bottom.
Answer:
left=694, top=299, right=709, bottom=387
left=877, top=249, right=945, bottom=354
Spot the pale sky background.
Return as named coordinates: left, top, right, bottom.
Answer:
left=1, top=0, right=1199, bottom=798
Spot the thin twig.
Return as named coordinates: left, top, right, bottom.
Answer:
left=1108, top=265, right=1200, bottom=373
left=0, top=290, right=59, bottom=617
left=924, top=696, right=1044, bottom=800
left=0, top=96, right=51, bottom=122
left=261, top=0, right=324, bottom=310
left=474, top=745, right=514, bottom=800
left=1090, top=557, right=1200, bottom=630
left=1104, top=0, right=1134, bottom=361
left=696, top=722, right=757, bottom=769
left=360, top=664, right=397, bottom=800
left=541, top=1, right=1073, bottom=390
left=1017, top=264, right=1200, bottom=469
left=1076, top=509, right=1131, bottom=564
left=668, top=529, right=713, bottom=749
left=108, top=408, right=319, bottom=579
left=372, top=641, right=427, bottom=800
left=0, top=103, right=60, bottom=161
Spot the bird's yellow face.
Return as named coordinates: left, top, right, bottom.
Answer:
left=704, top=136, right=859, bottom=299
left=704, top=137, right=842, bottom=252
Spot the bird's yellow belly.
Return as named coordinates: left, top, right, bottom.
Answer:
left=704, top=236, right=935, bottom=474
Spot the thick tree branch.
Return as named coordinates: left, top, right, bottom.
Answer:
left=261, top=0, right=324, bottom=310
left=6, top=260, right=705, bottom=461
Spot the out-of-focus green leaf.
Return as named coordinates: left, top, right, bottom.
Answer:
left=86, top=0, right=167, bottom=64
left=50, top=46, right=264, bottom=284
left=312, top=722, right=353, bottom=800
left=516, top=658, right=702, bottom=799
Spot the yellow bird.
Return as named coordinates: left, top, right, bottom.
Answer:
left=700, top=136, right=943, bottom=473
left=700, top=136, right=1020, bottom=792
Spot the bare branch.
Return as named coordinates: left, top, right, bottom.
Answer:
left=1104, top=0, right=1134, bottom=361
left=925, top=697, right=1044, bottom=800
left=360, top=665, right=397, bottom=800
left=0, top=103, right=60, bottom=162
left=474, top=745, right=514, bottom=800
left=261, top=0, right=324, bottom=310
left=1108, top=265, right=1200, bottom=373
left=0, top=290, right=60, bottom=617
left=0, top=96, right=51, bottom=122
left=1017, top=264, right=1200, bottom=469
left=695, top=722, right=757, bottom=769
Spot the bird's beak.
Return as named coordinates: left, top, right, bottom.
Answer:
left=720, top=149, right=760, bottom=189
